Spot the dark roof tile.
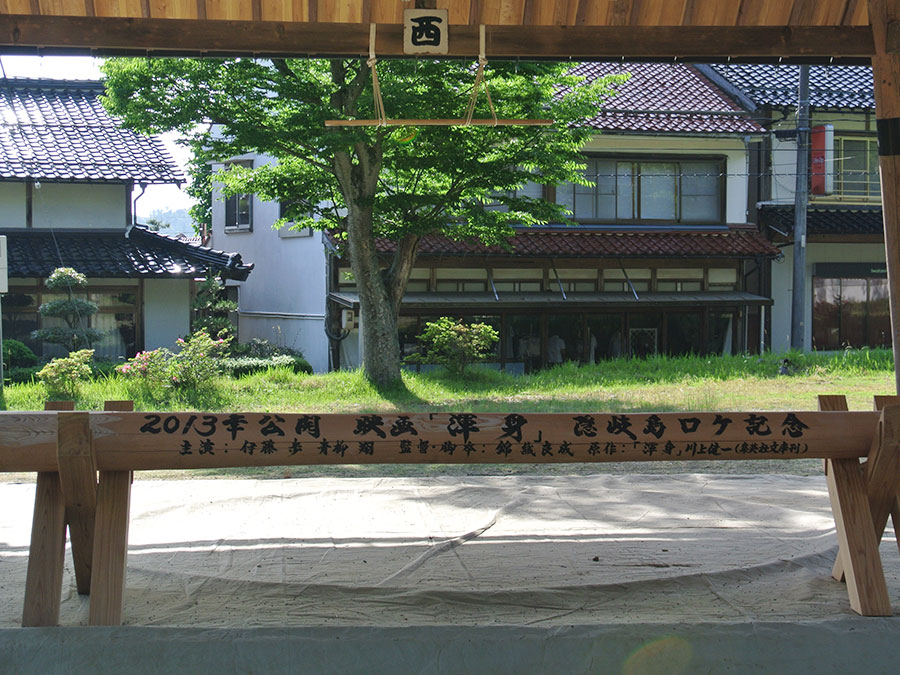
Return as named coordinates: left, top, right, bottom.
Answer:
left=361, top=227, right=779, bottom=259
left=707, top=64, right=874, bottom=110
left=0, top=78, right=183, bottom=183
left=3, top=225, right=253, bottom=280
left=570, top=62, right=764, bottom=134
left=758, top=204, right=883, bottom=236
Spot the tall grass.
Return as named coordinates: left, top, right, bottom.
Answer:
left=2, top=348, right=894, bottom=413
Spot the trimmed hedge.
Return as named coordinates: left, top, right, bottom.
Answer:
left=223, top=355, right=313, bottom=377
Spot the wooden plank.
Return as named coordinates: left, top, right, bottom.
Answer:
left=0, top=15, right=877, bottom=58
left=21, top=471, right=67, bottom=626
left=825, top=456, right=891, bottom=615
left=56, top=412, right=96, bottom=596
left=0, top=412, right=64, bottom=473
left=78, top=410, right=883, bottom=471
left=89, top=469, right=131, bottom=625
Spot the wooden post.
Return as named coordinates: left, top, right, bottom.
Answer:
left=21, top=400, right=75, bottom=626
left=869, top=0, right=900, bottom=393
left=21, top=472, right=66, bottom=626
left=56, top=412, right=96, bottom=595
left=88, top=400, right=134, bottom=626
left=818, top=395, right=853, bottom=582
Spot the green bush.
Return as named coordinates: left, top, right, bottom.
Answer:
left=406, top=316, right=499, bottom=377
left=37, top=349, right=94, bottom=401
left=230, top=337, right=304, bottom=358
left=224, top=355, right=313, bottom=377
left=6, top=366, right=41, bottom=385
left=32, top=267, right=105, bottom=351
left=3, top=339, right=38, bottom=369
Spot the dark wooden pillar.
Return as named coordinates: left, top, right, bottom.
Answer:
left=870, top=0, right=900, bottom=392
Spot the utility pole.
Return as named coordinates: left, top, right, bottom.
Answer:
left=791, top=66, right=810, bottom=350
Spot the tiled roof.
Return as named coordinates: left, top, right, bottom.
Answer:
left=569, top=62, right=764, bottom=135
left=758, top=204, right=883, bottom=236
left=706, top=64, right=874, bottom=110
left=0, top=78, right=183, bottom=183
left=3, top=225, right=253, bottom=280
left=361, top=227, right=779, bottom=259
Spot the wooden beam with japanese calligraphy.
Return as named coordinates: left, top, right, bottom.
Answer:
left=0, top=410, right=885, bottom=472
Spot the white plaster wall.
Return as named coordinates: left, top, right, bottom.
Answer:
left=33, top=183, right=127, bottom=229
left=143, top=279, right=192, bottom=350
left=0, top=183, right=26, bottom=227
left=770, top=242, right=887, bottom=352
left=209, top=155, right=329, bottom=372
left=578, top=134, right=752, bottom=224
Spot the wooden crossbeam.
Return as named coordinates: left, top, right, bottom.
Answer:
left=0, top=16, right=879, bottom=60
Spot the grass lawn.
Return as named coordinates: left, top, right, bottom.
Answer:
left=2, top=349, right=894, bottom=480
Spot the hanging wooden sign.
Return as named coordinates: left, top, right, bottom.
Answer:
left=403, top=8, right=449, bottom=55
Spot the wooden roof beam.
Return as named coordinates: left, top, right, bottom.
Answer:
left=0, top=15, right=881, bottom=61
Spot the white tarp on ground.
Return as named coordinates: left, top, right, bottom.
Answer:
left=1, top=474, right=898, bottom=629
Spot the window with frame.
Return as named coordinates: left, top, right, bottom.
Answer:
left=3, top=282, right=139, bottom=359
left=563, top=157, right=723, bottom=223
left=835, top=137, right=880, bottom=200
left=277, top=201, right=313, bottom=238
left=224, top=161, right=253, bottom=232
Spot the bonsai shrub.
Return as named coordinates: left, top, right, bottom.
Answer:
left=37, top=349, right=94, bottom=401
left=32, top=267, right=104, bottom=352
left=407, top=317, right=499, bottom=377
left=192, top=274, right=237, bottom=342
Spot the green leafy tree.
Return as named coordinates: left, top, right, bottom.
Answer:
left=32, top=267, right=105, bottom=352
left=102, top=58, right=622, bottom=388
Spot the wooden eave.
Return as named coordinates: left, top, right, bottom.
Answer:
left=0, top=1, right=893, bottom=61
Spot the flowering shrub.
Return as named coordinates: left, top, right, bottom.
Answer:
left=37, top=349, right=94, bottom=401
left=117, top=330, right=230, bottom=404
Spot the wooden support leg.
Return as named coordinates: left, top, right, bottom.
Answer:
left=818, top=395, right=853, bottom=581
left=56, top=413, right=96, bottom=596
left=825, top=457, right=892, bottom=615
left=22, top=472, right=67, bottom=627
left=89, top=470, right=132, bottom=626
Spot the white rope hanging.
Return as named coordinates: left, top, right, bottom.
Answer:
left=324, top=24, right=552, bottom=128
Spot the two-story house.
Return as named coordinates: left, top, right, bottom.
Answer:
left=212, top=62, right=779, bottom=372
left=703, top=64, right=884, bottom=353
left=1, top=78, right=253, bottom=359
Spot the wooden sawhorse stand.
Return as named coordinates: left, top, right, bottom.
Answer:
left=13, top=400, right=900, bottom=624
left=818, top=395, right=900, bottom=616
left=22, top=401, right=133, bottom=627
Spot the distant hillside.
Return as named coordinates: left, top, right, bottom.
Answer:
left=142, top=208, right=195, bottom=236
